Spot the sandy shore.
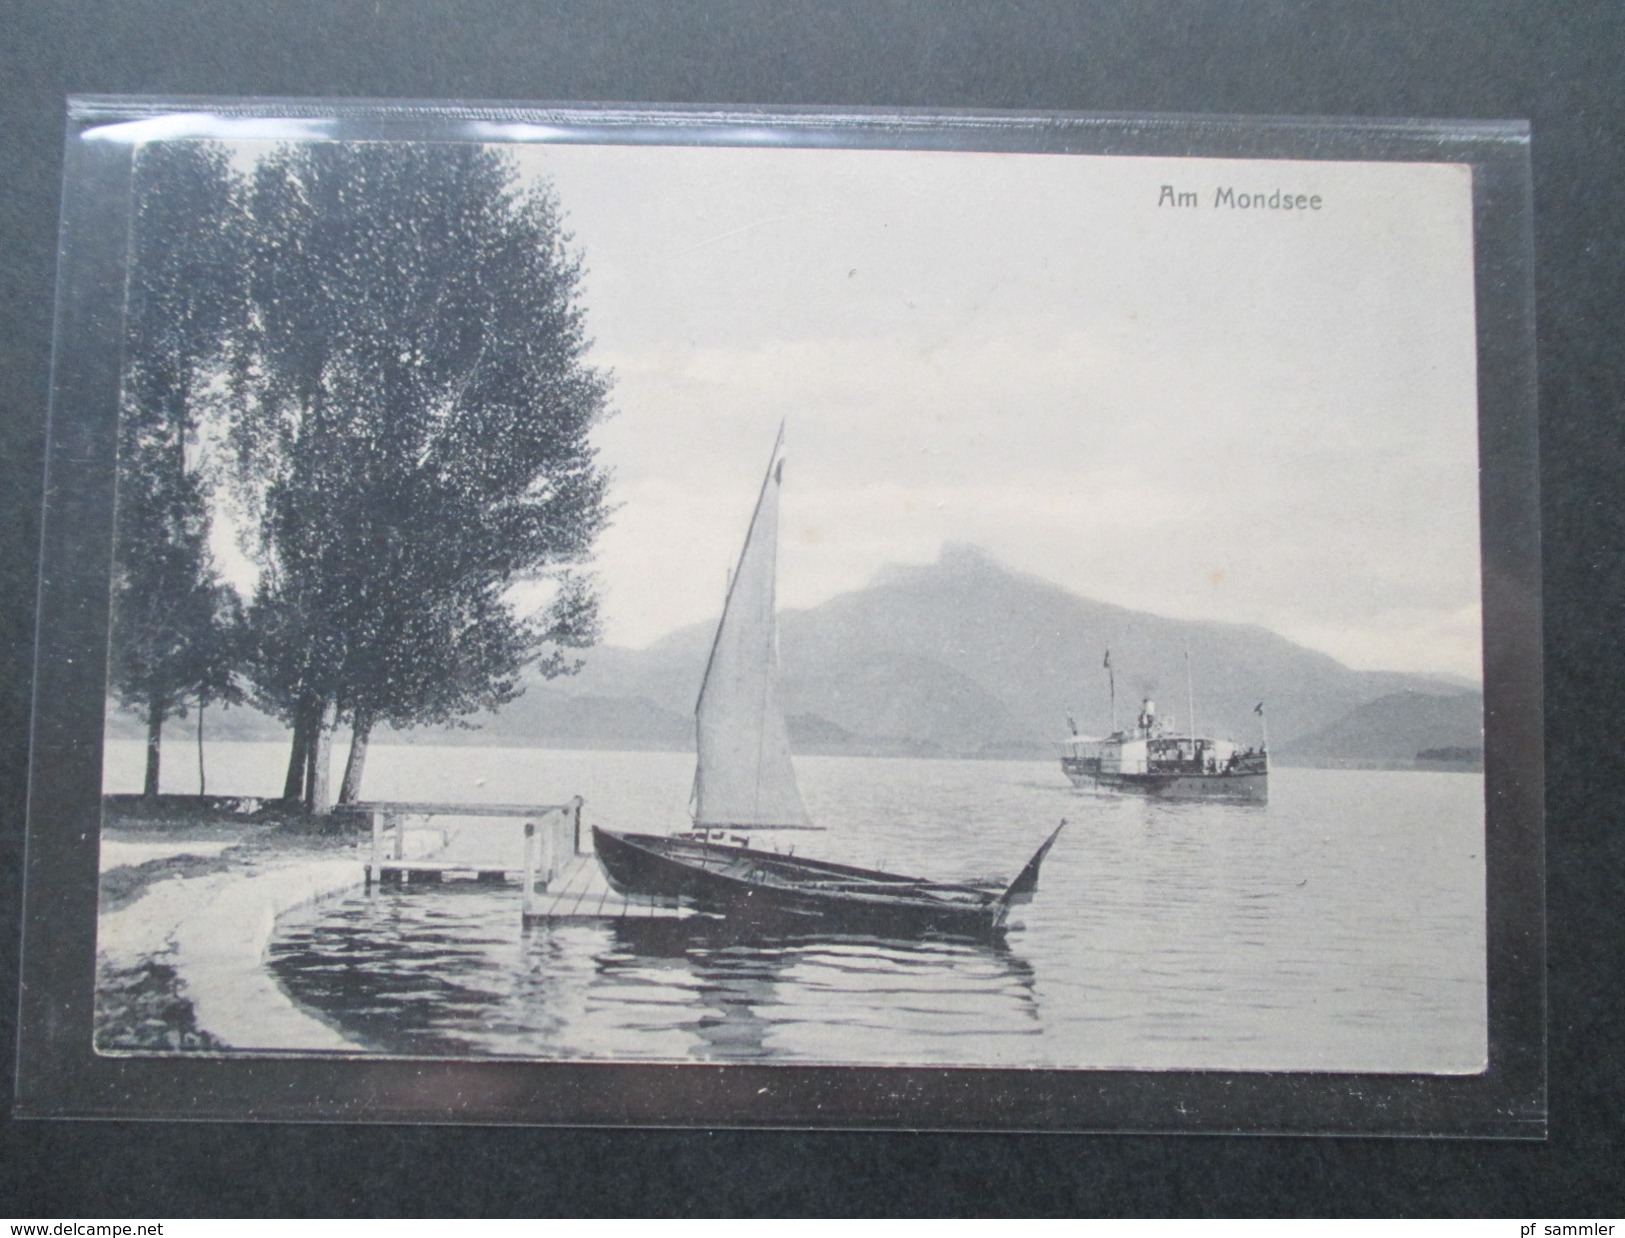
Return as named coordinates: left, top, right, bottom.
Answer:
left=96, top=821, right=441, bottom=1053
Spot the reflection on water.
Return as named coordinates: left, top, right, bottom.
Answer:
left=258, top=750, right=1488, bottom=1071
left=271, top=889, right=1038, bottom=1063
left=594, top=919, right=1036, bottom=1062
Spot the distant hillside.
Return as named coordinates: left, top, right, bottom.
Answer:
left=105, top=701, right=286, bottom=743
left=472, top=544, right=1470, bottom=759
left=1274, top=690, right=1484, bottom=769
left=407, top=689, right=692, bottom=751
left=105, top=546, right=1477, bottom=765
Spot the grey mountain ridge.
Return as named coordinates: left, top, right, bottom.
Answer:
left=562, top=543, right=1477, bottom=761
left=108, top=545, right=1480, bottom=764
left=1274, top=691, right=1485, bottom=767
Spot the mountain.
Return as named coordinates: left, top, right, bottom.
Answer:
left=1273, top=690, right=1485, bottom=768
left=466, top=544, right=1474, bottom=759
left=104, top=701, right=286, bottom=743
left=382, top=689, right=693, bottom=751
left=109, top=546, right=1478, bottom=764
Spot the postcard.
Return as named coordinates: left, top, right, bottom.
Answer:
left=18, top=102, right=1543, bottom=1133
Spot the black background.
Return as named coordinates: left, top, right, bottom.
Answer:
left=2, top=0, right=1619, bottom=1217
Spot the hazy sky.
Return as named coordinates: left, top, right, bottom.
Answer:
left=502, top=143, right=1481, bottom=678
left=184, top=131, right=1481, bottom=679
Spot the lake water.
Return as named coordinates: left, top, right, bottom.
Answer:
left=103, top=741, right=1487, bottom=1072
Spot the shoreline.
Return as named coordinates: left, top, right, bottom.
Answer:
left=96, top=819, right=415, bottom=1053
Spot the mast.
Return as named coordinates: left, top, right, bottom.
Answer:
left=1185, top=647, right=1196, bottom=746
left=1104, top=648, right=1116, bottom=732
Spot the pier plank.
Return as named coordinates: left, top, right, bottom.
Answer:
left=344, top=799, right=582, bottom=818
left=521, top=852, right=693, bottom=923
left=366, top=841, right=694, bottom=923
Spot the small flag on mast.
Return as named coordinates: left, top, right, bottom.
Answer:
left=1255, top=701, right=1265, bottom=715
left=1103, top=649, right=1112, bottom=670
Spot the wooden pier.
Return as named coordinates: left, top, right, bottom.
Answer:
left=337, top=798, right=697, bottom=923
left=520, top=851, right=705, bottom=923
left=342, top=798, right=584, bottom=888
left=366, top=851, right=699, bottom=922
left=369, top=861, right=522, bottom=885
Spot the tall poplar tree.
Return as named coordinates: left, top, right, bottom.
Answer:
left=109, top=141, right=246, bottom=798
left=230, top=143, right=611, bottom=807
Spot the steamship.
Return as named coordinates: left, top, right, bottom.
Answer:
left=1059, top=696, right=1268, bottom=801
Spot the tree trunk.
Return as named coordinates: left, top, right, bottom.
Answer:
left=143, top=690, right=165, bottom=799
left=305, top=699, right=333, bottom=815
left=302, top=715, right=317, bottom=807
left=339, top=710, right=372, bottom=805
left=283, top=695, right=316, bottom=802
left=283, top=718, right=308, bottom=800
left=196, top=698, right=206, bottom=797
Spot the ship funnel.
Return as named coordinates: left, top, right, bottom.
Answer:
left=1137, top=698, right=1158, bottom=734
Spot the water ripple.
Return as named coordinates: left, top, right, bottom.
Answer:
left=268, top=754, right=1486, bottom=1070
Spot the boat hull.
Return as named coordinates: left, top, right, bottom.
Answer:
left=592, top=826, right=1019, bottom=938
left=1062, top=759, right=1268, bottom=800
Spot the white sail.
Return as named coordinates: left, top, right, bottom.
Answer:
left=693, top=431, right=813, bottom=829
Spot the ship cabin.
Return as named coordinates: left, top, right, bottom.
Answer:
left=1059, top=733, right=1245, bottom=776
left=1145, top=735, right=1242, bottom=775
left=1059, top=698, right=1248, bottom=776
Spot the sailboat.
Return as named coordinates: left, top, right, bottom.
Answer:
left=592, top=428, right=1064, bottom=938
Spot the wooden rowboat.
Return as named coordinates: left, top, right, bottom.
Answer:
left=593, top=821, right=1064, bottom=939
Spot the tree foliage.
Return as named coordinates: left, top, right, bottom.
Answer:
left=108, top=141, right=246, bottom=798
left=227, top=142, right=612, bottom=804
